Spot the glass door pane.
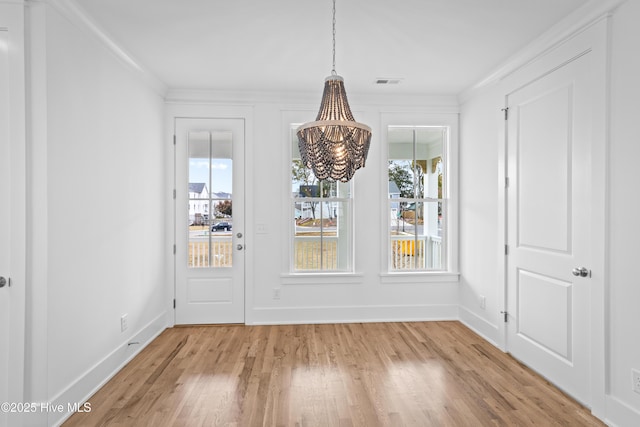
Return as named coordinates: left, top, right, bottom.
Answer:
left=188, top=131, right=233, bottom=268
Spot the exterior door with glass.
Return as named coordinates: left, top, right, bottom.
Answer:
left=175, top=118, right=245, bottom=324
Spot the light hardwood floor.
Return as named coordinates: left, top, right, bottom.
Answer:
left=64, top=321, right=605, bottom=426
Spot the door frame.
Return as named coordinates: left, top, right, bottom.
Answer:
left=497, top=18, right=608, bottom=415
left=165, top=104, right=254, bottom=326
left=0, top=1, right=27, bottom=421
left=174, top=117, right=245, bottom=324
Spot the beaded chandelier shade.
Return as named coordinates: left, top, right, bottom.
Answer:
left=296, top=0, right=371, bottom=183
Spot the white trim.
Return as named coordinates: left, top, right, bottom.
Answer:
left=49, top=312, right=167, bottom=427
left=24, top=0, right=49, bottom=416
left=1, top=3, right=26, bottom=425
left=166, top=89, right=459, bottom=110
left=459, top=0, right=627, bottom=103
left=604, top=395, right=640, bottom=427
left=164, top=103, right=255, bottom=326
left=281, top=272, right=364, bottom=285
left=380, top=112, right=460, bottom=277
left=379, top=272, right=459, bottom=284
left=41, top=0, right=167, bottom=96
left=458, top=306, right=502, bottom=349
left=248, top=304, right=458, bottom=326
left=587, top=15, right=611, bottom=421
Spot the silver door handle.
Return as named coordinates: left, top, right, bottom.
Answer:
left=0, top=276, right=7, bottom=288
left=237, top=244, right=243, bottom=250
left=572, top=267, right=590, bottom=277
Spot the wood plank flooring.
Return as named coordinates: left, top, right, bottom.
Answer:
left=63, top=321, right=605, bottom=426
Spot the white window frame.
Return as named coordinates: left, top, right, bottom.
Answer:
left=380, top=113, right=459, bottom=282
left=282, top=111, right=356, bottom=278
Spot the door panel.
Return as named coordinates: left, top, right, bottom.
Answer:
left=506, top=53, right=591, bottom=404
left=0, top=10, right=26, bottom=425
left=517, top=270, right=571, bottom=359
left=0, top=29, right=10, bottom=426
left=175, top=118, right=245, bottom=324
left=517, top=85, right=571, bottom=252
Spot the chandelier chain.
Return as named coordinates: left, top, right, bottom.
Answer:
left=331, top=0, right=337, bottom=75
left=296, top=0, right=371, bottom=182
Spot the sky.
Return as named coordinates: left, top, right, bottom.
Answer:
left=189, top=158, right=233, bottom=194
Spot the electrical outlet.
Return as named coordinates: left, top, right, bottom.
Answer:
left=633, top=369, right=640, bottom=394
left=479, top=295, right=486, bottom=310
left=273, top=288, right=281, bottom=300
left=120, top=314, right=128, bottom=332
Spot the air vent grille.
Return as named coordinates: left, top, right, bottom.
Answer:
left=375, top=78, right=403, bottom=85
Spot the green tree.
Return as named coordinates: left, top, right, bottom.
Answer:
left=388, top=160, right=425, bottom=198
left=388, top=161, right=413, bottom=198
left=215, top=200, right=232, bottom=217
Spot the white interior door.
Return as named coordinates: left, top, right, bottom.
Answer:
left=1, top=14, right=26, bottom=426
left=0, top=29, right=10, bottom=427
left=506, top=52, right=593, bottom=404
left=175, top=118, right=245, bottom=324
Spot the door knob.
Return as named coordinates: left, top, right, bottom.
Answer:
left=236, top=232, right=243, bottom=238
left=572, top=267, right=590, bottom=277
left=0, top=277, right=7, bottom=288
left=237, top=244, right=243, bottom=250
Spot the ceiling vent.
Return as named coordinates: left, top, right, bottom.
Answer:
left=375, top=78, right=403, bottom=85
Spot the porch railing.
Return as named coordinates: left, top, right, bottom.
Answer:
left=293, top=236, right=339, bottom=271
left=188, top=234, right=442, bottom=271
left=189, top=240, right=232, bottom=268
left=390, top=235, right=442, bottom=270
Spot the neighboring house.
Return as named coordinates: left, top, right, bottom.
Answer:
left=189, top=183, right=232, bottom=223
left=214, top=191, right=231, bottom=200
left=188, top=183, right=209, bottom=224
left=294, top=185, right=336, bottom=220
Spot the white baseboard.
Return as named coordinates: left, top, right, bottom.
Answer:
left=49, top=312, right=168, bottom=427
left=458, top=306, right=502, bottom=349
left=604, top=395, right=640, bottom=427
left=248, top=304, right=458, bottom=325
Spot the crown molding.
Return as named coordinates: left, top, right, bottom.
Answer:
left=458, top=0, right=627, bottom=104
left=165, top=88, right=459, bottom=111
left=32, top=0, right=167, bottom=96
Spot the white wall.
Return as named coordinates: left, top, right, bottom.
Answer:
left=459, top=1, right=640, bottom=425
left=458, top=87, right=504, bottom=344
left=607, top=0, right=640, bottom=423
left=16, top=0, right=640, bottom=425
left=165, top=93, right=460, bottom=327
left=26, top=3, right=167, bottom=425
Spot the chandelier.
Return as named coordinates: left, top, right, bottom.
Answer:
left=296, top=0, right=372, bottom=183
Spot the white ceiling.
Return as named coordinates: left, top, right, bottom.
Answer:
left=75, top=0, right=590, bottom=96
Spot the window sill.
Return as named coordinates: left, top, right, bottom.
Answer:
left=281, top=272, right=364, bottom=285
left=379, top=271, right=460, bottom=284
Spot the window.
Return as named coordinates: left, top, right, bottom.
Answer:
left=187, top=131, right=233, bottom=268
left=387, top=125, right=450, bottom=272
left=290, top=125, right=353, bottom=272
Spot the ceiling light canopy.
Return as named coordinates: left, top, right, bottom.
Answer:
left=296, top=0, right=371, bottom=183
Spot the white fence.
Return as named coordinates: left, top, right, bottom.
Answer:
left=189, top=234, right=442, bottom=271
left=390, top=235, right=442, bottom=270
left=293, top=236, right=338, bottom=270
left=189, top=240, right=232, bottom=268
